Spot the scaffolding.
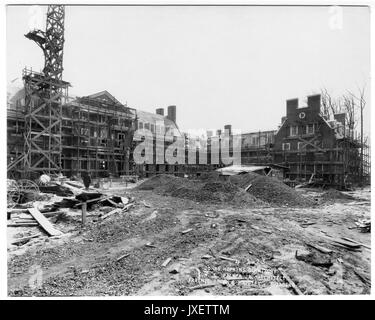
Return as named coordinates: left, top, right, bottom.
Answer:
left=22, top=68, right=69, bottom=177
left=60, top=96, right=136, bottom=178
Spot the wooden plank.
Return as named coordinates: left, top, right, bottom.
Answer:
left=81, top=202, right=87, bottom=226
left=182, top=228, right=193, bottom=234
left=340, top=237, right=371, bottom=250
left=27, top=208, right=62, bottom=236
left=331, top=238, right=361, bottom=249
left=278, top=268, right=303, bottom=295
left=8, top=223, right=39, bottom=227
left=101, top=208, right=121, bottom=220
left=162, top=257, right=172, bottom=267
left=219, top=256, right=239, bottom=263
left=10, top=233, right=41, bottom=245
left=189, top=284, right=215, bottom=291
left=306, top=243, right=333, bottom=254
left=116, top=253, right=130, bottom=262
left=244, top=184, right=252, bottom=192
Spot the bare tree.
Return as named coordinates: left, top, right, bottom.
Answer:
left=341, top=94, right=356, bottom=138
left=320, top=88, right=340, bottom=118
left=347, top=86, right=367, bottom=180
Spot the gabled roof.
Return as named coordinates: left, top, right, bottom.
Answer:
left=84, top=90, right=123, bottom=105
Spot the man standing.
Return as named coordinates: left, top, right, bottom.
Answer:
left=82, top=172, right=91, bottom=191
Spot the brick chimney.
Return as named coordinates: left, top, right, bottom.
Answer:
left=286, top=98, right=298, bottom=116
left=167, top=105, right=176, bottom=123
left=307, top=94, right=321, bottom=114
left=156, top=108, right=164, bottom=116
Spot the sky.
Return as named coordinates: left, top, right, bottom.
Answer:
left=6, top=5, right=371, bottom=135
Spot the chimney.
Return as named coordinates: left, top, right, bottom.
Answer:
left=307, top=94, right=321, bottom=114
left=286, top=98, right=298, bottom=116
left=156, top=108, right=164, bottom=116
left=167, top=105, right=176, bottom=123
left=224, top=124, right=232, bottom=135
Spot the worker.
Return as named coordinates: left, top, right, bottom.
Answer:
left=82, top=172, right=91, bottom=191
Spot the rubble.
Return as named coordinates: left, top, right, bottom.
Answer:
left=7, top=174, right=371, bottom=297
left=355, top=218, right=371, bottom=233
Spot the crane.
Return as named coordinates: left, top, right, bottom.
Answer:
left=25, top=5, right=65, bottom=81
left=20, top=5, right=69, bottom=177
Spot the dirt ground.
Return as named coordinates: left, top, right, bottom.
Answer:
left=7, top=181, right=371, bottom=296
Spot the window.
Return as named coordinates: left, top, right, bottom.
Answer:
left=306, top=124, right=315, bottom=134
left=297, top=142, right=305, bottom=150
left=282, top=143, right=290, bottom=151
left=138, top=122, right=143, bottom=129
left=290, top=126, right=298, bottom=136
left=144, top=123, right=150, bottom=130
left=151, top=124, right=155, bottom=133
left=259, top=136, right=266, bottom=146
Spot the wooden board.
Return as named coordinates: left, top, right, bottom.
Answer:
left=11, top=233, right=41, bottom=245
left=28, top=208, right=63, bottom=236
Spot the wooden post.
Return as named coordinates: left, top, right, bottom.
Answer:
left=82, top=202, right=87, bottom=226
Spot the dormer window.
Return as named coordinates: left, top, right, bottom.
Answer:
left=290, top=126, right=298, bottom=136
left=306, top=123, right=315, bottom=134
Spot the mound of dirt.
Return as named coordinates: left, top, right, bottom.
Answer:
left=137, top=174, right=181, bottom=190
left=320, top=189, right=357, bottom=201
left=230, top=173, right=313, bottom=207
left=138, top=173, right=312, bottom=207
left=137, top=174, right=263, bottom=206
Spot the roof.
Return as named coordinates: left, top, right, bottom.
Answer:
left=137, top=110, right=180, bottom=134
left=82, top=90, right=123, bottom=106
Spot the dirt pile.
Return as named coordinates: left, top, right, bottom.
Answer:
left=320, top=189, right=357, bottom=202
left=137, top=174, right=263, bottom=205
left=229, top=173, right=313, bottom=207
left=138, top=173, right=312, bottom=207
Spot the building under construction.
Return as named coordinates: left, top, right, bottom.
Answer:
left=6, top=5, right=370, bottom=189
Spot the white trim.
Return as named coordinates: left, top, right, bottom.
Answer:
left=282, top=142, right=290, bottom=151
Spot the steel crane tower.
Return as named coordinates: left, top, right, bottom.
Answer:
left=22, top=5, right=70, bottom=177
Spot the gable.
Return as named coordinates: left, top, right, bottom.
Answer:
left=85, top=90, right=122, bottom=105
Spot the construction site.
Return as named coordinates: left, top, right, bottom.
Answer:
left=7, top=5, right=371, bottom=296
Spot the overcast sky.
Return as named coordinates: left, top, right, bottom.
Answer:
left=6, top=5, right=371, bottom=135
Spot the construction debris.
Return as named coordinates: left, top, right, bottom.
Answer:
left=6, top=172, right=370, bottom=297
left=27, top=207, right=62, bottom=237
left=181, top=228, right=193, bottom=234
left=10, top=233, right=41, bottom=245
left=306, top=243, right=333, bottom=254
left=355, top=218, right=371, bottom=233
left=278, top=268, right=304, bottom=295
left=330, top=238, right=362, bottom=251
left=189, top=284, right=216, bottom=291
left=162, top=257, right=172, bottom=267
left=116, top=253, right=130, bottom=262
left=340, top=237, right=370, bottom=250
left=295, top=250, right=333, bottom=268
